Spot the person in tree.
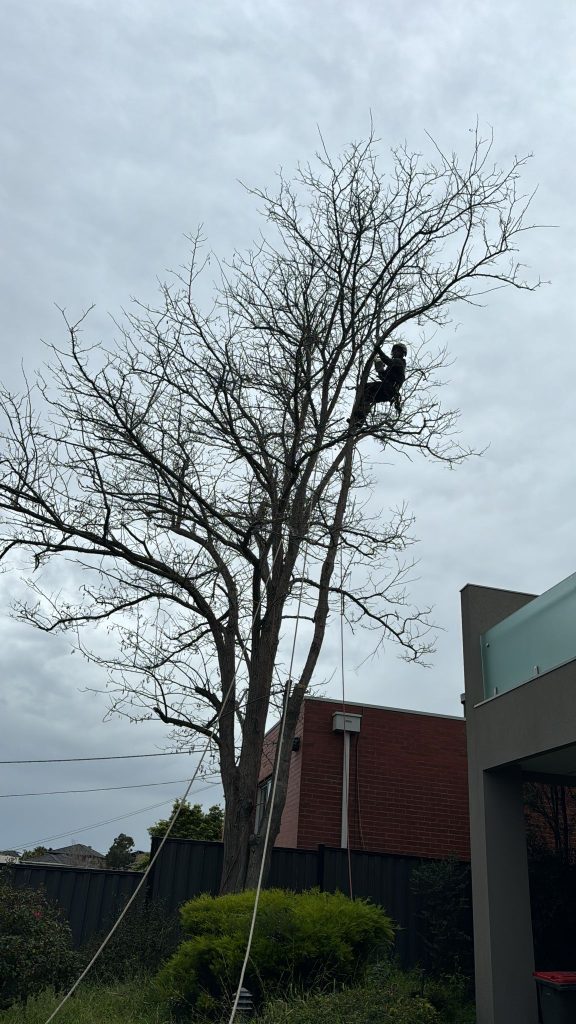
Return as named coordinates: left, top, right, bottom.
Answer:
left=352, top=340, right=407, bottom=425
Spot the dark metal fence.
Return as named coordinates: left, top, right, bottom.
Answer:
left=9, top=840, right=430, bottom=966
left=9, top=862, right=144, bottom=946
left=147, top=838, right=427, bottom=966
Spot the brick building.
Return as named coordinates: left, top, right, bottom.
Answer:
left=258, top=696, right=470, bottom=860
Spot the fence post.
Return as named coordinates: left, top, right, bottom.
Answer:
left=317, top=845, right=326, bottom=891
left=144, top=835, right=159, bottom=906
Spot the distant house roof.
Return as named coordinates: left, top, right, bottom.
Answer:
left=22, top=843, right=105, bottom=866
left=0, top=850, right=19, bottom=858
left=23, top=853, right=65, bottom=865
left=55, top=844, right=104, bottom=857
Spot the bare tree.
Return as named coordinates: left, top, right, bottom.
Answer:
left=0, top=129, right=538, bottom=891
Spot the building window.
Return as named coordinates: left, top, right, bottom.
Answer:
left=255, top=777, right=272, bottom=833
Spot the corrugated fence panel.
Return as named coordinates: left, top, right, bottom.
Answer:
left=147, top=840, right=428, bottom=966
left=269, top=846, right=319, bottom=891
left=10, top=842, right=440, bottom=966
left=10, top=863, right=143, bottom=946
left=359, top=850, right=425, bottom=968
left=320, top=846, right=426, bottom=966
left=148, top=836, right=223, bottom=914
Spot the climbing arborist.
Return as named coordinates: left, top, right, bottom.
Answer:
left=351, top=340, right=407, bottom=425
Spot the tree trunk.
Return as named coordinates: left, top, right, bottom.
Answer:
left=219, top=792, right=255, bottom=894
left=242, top=446, right=356, bottom=891
left=243, top=691, right=303, bottom=890
left=218, top=690, right=271, bottom=893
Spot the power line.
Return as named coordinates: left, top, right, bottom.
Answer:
left=0, top=775, right=221, bottom=799
left=11, top=778, right=222, bottom=850
left=12, top=798, right=175, bottom=850
left=0, top=751, right=196, bottom=765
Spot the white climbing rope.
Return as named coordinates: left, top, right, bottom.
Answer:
left=42, top=494, right=344, bottom=1024
left=339, top=544, right=354, bottom=899
left=227, top=537, right=311, bottom=1024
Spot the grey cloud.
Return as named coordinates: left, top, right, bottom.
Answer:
left=1, top=0, right=575, bottom=853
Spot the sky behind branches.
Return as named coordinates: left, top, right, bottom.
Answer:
left=1, top=0, right=575, bottom=854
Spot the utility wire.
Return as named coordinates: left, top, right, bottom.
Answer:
left=0, top=751, right=197, bottom=765
left=0, top=775, right=221, bottom=798
left=12, top=779, right=221, bottom=851
left=12, top=799, right=175, bottom=850
left=5, top=690, right=281, bottom=767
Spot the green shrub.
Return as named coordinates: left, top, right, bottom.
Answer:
left=423, top=974, right=476, bottom=1023
left=364, top=961, right=476, bottom=1024
left=0, top=872, right=79, bottom=1008
left=156, top=888, right=394, bottom=1017
left=410, top=857, right=474, bottom=980
left=258, top=985, right=440, bottom=1024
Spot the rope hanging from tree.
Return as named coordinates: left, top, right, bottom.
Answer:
left=42, top=537, right=289, bottom=1024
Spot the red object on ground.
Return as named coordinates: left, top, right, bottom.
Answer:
left=534, top=972, right=576, bottom=988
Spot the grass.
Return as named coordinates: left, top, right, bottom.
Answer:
left=0, top=968, right=476, bottom=1024
left=0, top=977, right=173, bottom=1024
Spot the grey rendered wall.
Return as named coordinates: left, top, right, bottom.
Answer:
left=461, top=584, right=538, bottom=1024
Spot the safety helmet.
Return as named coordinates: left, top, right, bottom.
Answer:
left=391, top=341, right=407, bottom=357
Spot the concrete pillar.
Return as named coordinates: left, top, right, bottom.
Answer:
left=461, top=585, right=538, bottom=1024
left=469, top=765, right=537, bottom=1023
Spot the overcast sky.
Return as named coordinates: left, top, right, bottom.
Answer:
left=1, top=0, right=575, bottom=856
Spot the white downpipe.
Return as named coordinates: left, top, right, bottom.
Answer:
left=340, top=730, right=351, bottom=848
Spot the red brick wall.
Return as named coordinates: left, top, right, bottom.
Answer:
left=295, top=699, right=470, bottom=860
left=295, top=700, right=346, bottom=849
left=258, top=709, right=304, bottom=848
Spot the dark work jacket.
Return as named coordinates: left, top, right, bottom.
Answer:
left=377, top=354, right=406, bottom=390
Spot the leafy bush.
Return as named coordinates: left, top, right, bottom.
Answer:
left=410, top=857, right=474, bottom=980
left=156, top=888, right=394, bottom=1017
left=364, top=960, right=476, bottom=1024
left=81, top=896, right=180, bottom=983
left=423, top=974, right=476, bottom=1024
left=0, top=872, right=79, bottom=1008
left=149, top=801, right=224, bottom=841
